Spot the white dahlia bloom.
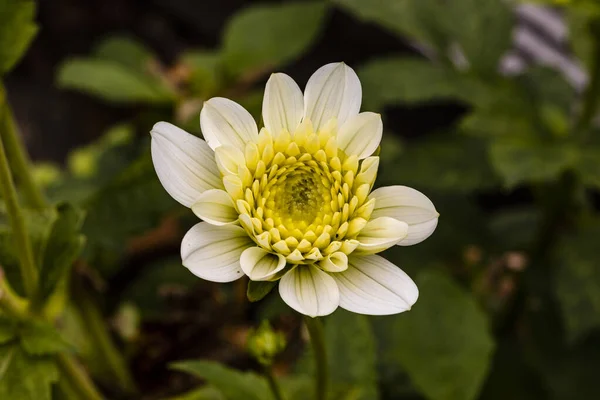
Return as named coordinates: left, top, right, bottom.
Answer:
left=151, top=63, right=438, bottom=317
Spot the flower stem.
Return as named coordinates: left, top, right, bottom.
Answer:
left=0, top=273, right=28, bottom=319
left=0, top=92, right=46, bottom=209
left=56, top=353, right=104, bottom=400
left=304, top=316, right=328, bottom=400
left=263, top=365, right=285, bottom=400
left=0, top=96, right=39, bottom=299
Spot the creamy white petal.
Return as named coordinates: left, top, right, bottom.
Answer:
left=354, top=217, right=409, bottom=255
left=337, top=112, right=383, bottom=159
left=191, top=189, right=238, bottom=226
left=369, top=186, right=439, bottom=246
left=240, top=247, right=286, bottom=281
left=200, top=97, right=259, bottom=150
left=262, top=73, right=304, bottom=135
left=318, top=252, right=348, bottom=273
left=332, top=255, right=418, bottom=315
left=214, top=145, right=245, bottom=176
left=279, top=265, right=339, bottom=317
left=303, top=63, right=362, bottom=130
left=151, top=122, right=223, bottom=207
left=181, top=223, right=253, bottom=283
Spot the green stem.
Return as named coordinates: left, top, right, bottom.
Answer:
left=56, top=354, right=104, bottom=400
left=0, top=90, right=46, bottom=209
left=72, top=278, right=138, bottom=395
left=264, top=365, right=285, bottom=400
left=304, top=316, right=328, bottom=400
left=0, top=97, right=39, bottom=299
left=574, top=22, right=600, bottom=141
left=0, top=274, right=28, bottom=319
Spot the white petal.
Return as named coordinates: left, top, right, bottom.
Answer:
left=191, top=189, right=238, bottom=226
left=354, top=217, right=408, bottom=255
left=369, top=186, right=439, bottom=246
left=332, top=255, right=418, bottom=315
left=337, top=112, right=383, bottom=159
left=318, top=252, right=348, bottom=273
left=279, top=265, right=339, bottom=317
left=303, top=63, right=362, bottom=130
left=200, top=97, right=259, bottom=150
left=214, top=145, right=245, bottom=176
left=151, top=122, right=223, bottom=207
left=181, top=223, right=253, bottom=283
left=240, top=247, right=286, bottom=281
left=262, top=73, right=304, bottom=135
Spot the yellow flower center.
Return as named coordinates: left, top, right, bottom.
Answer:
left=218, top=119, right=378, bottom=264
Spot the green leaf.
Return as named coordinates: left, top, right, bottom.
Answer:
left=324, top=310, right=378, bottom=400
left=94, top=36, right=154, bottom=72
left=38, top=203, right=85, bottom=301
left=333, top=0, right=441, bottom=50
left=444, top=0, right=513, bottom=74
left=377, top=135, right=498, bottom=192
left=375, top=269, right=495, bottom=400
left=489, top=140, right=578, bottom=188
left=171, top=360, right=272, bottom=400
left=575, top=147, right=600, bottom=188
left=182, top=51, right=223, bottom=97
left=554, top=223, right=600, bottom=343
left=0, top=0, right=38, bottom=74
left=0, top=317, right=17, bottom=344
left=247, top=280, right=276, bottom=302
left=0, top=343, right=59, bottom=400
left=168, top=386, right=226, bottom=400
left=222, top=2, right=327, bottom=77
left=57, top=58, right=174, bottom=104
left=358, top=57, right=486, bottom=110
left=19, top=320, right=72, bottom=355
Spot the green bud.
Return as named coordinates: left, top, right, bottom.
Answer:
left=247, top=320, right=286, bottom=366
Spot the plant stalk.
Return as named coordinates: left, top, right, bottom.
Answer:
left=0, top=97, right=39, bottom=298
left=264, top=365, right=285, bottom=400
left=304, top=316, right=328, bottom=400
left=56, top=354, right=104, bottom=400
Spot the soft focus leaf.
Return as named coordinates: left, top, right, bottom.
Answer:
left=554, top=223, right=600, bottom=343
left=182, top=51, right=222, bottom=96
left=0, top=317, right=17, bottom=344
left=375, top=269, right=495, bottom=400
left=168, top=386, right=226, bottom=400
left=38, top=203, right=85, bottom=301
left=575, top=147, right=600, bottom=188
left=0, top=343, right=59, bottom=400
left=222, top=2, right=327, bottom=77
left=171, top=360, right=272, bottom=400
left=57, top=58, right=174, bottom=104
left=377, top=135, right=498, bottom=192
left=0, top=0, right=38, bottom=74
left=324, top=310, right=379, bottom=400
left=247, top=280, right=276, bottom=303
left=489, top=140, right=577, bottom=188
left=19, top=320, right=72, bottom=355
left=358, top=58, right=486, bottom=110
left=94, top=36, right=154, bottom=72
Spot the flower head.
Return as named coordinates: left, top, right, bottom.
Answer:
left=151, top=63, right=439, bottom=317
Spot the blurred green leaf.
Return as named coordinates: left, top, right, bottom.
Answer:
left=0, top=343, right=58, bottom=400
left=168, top=386, right=226, bottom=400
left=377, top=135, right=498, bottom=192
left=488, top=207, right=541, bottom=250
left=222, top=2, right=327, bottom=77
left=489, top=140, right=577, bottom=188
left=333, top=0, right=441, bottom=50
left=375, top=269, right=495, bottom=400
left=38, top=203, right=85, bottom=301
left=358, top=57, right=486, bottom=110
left=57, top=58, right=174, bottom=104
left=247, top=280, right=276, bottom=303
left=0, top=0, right=38, bottom=74
left=0, top=317, right=17, bottom=344
left=444, top=0, right=513, bottom=74
left=575, top=147, right=600, bottom=188
left=171, top=360, right=272, bottom=400
left=182, top=51, right=222, bottom=97
left=19, top=320, right=72, bottom=356
left=324, top=310, right=379, bottom=400
left=569, top=10, right=595, bottom=71
left=554, top=223, right=600, bottom=343
left=94, top=36, right=154, bottom=73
